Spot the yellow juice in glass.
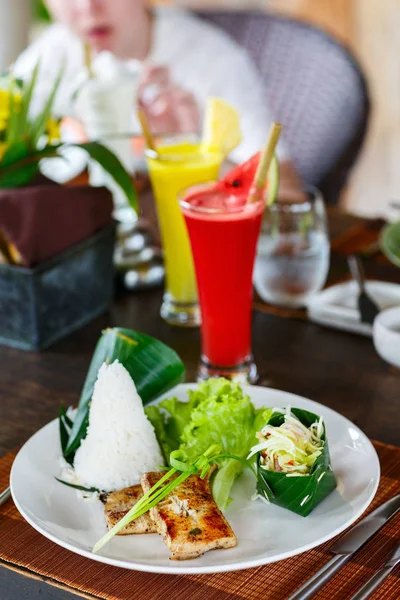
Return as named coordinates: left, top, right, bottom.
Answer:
left=147, top=142, right=222, bottom=326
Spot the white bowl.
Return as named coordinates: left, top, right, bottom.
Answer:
left=373, top=306, right=400, bottom=368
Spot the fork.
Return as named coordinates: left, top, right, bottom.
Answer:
left=348, top=255, right=380, bottom=324
left=349, top=544, right=400, bottom=600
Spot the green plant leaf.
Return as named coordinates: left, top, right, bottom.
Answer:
left=29, top=66, right=63, bottom=147
left=0, top=144, right=61, bottom=188
left=63, top=328, right=185, bottom=462
left=6, top=80, right=19, bottom=144
left=77, top=142, right=138, bottom=212
left=255, top=408, right=337, bottom=516
left=0, top=139, right=136, bottom=202
left=18, top=60, right=41, bottom=141
left=35, top=0, right=52, bottom=22
left=0, top=143, right=61, bottom=170
left=0, top=140, right=29, bottom=168
left=0, top=164, right=39, bottom=188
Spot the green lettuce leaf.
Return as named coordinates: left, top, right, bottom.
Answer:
left=254, top=407, right=273, bottom=434
left=179, top=380, right=257, bottom=510
left=145, top=394, right=200, bottom=463
left=146, top=378, right=262, bottom=510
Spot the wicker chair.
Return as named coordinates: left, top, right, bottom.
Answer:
left=199, top=12, right=370, bottom=205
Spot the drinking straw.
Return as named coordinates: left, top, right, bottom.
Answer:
left=83, top=43, right=94, bottom=79
left=0, top=230, right=13, bottom=265
left=137, top=108, right=156, bottom=152
left=0, top=230, right=22, bottom=265
left=247, top=122, right=282, bottom=203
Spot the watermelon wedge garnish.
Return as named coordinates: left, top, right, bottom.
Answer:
left=216, top=152, right=280, bottom=205
left=220, top=152, right=260, bottom=192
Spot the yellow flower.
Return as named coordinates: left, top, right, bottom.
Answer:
left=0, top=89, right=10, bottom=121
left=46, top=118, right=61, bottom=143
left=0, top=88, right=22, bottom=123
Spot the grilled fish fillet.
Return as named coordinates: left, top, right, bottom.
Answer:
left=141, top=471, right=237, bottom=560
left=101, top=485, right=157, bottom=535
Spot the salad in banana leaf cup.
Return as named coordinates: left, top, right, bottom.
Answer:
left=249, top=407, right=336, bottom=517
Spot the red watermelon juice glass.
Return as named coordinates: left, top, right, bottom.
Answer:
left=179, top=184, right=265, bottom=383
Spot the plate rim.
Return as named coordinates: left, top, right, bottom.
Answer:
left=10, top=383, right=380, bottom=575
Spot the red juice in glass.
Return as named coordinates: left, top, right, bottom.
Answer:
left=180, top=184, right=265, bottom=382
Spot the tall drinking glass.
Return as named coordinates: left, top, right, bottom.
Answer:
left=146, top=141, right=223, bottom=326
left=254, top=187, right=330, bottom=308
left=180, top=184, right=265, bottom=383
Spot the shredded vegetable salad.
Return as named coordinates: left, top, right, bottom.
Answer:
left=248, top=407, right=324, bottom=475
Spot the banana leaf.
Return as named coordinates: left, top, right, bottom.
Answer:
left=63, top=328, right=185, bottom=462
left=256, top=408, right=336, bottom=517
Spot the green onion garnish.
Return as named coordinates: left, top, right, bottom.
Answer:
left=93, top=444, right=255, bottom=554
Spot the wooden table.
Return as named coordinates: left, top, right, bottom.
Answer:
left=0, top=209, right=399, bottom=599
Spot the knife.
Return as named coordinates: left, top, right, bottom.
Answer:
left=0, top=486, right=11, bottom=507
left=288, top=494, right=400, bottom=600
left=349, top=544, right=400, bottom=600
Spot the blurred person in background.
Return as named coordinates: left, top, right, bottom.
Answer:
left=14, top=0, right=302, bottom=193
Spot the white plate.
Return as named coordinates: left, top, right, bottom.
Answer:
left=10, top=384, right=380, bottom=575
left=307, top=280, right=400, bottom=337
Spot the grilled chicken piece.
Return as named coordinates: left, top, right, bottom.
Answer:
left=102, top=485, right=157, bottom=535
left=141, top=471, right=237, bottom=560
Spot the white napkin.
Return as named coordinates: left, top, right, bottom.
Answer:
left=307, top=280, right=400, bottom=337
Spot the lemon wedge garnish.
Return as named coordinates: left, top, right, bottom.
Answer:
left=202, top=98, right=242, bottom=158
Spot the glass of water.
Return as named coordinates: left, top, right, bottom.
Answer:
left=254, top=187, right=330, bottom=308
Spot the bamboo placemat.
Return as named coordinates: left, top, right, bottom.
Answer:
left=0, top=441, right=399, bottom=600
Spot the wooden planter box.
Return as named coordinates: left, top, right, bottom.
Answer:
left=0, top=223, right=116, bottom=350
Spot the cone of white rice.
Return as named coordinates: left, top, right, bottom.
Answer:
left=74, top=360, right=164, bottom=491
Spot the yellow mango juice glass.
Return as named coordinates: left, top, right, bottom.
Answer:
left=146, top=141, right=223, bottom=326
